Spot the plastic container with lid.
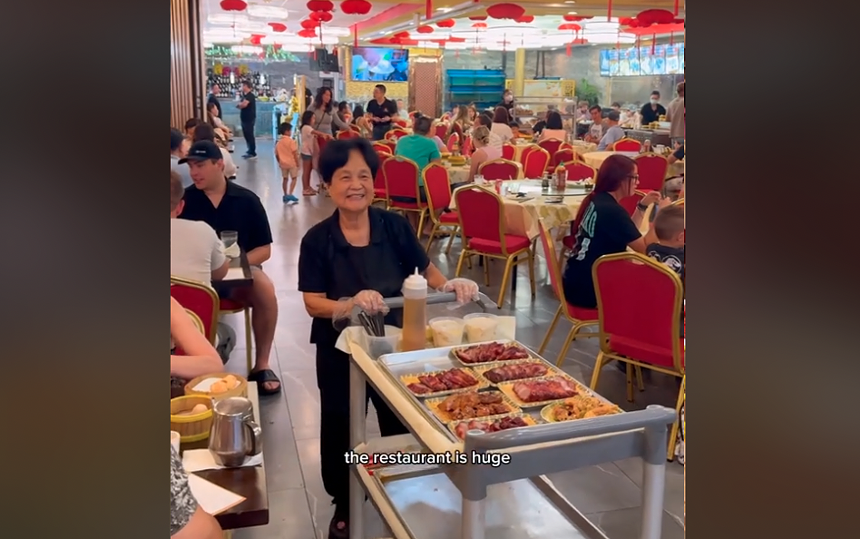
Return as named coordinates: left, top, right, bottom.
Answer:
left=463, top=313, right=499, bottom=343
left=428, top=316, right=466, bottom=347
left=401, top=268, right=428, bottom=352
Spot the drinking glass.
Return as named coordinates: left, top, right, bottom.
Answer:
left=220, top=230, right=239, bottom=249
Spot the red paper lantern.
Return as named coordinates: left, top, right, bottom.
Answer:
left=249, top=34, right=264, bottom=45
left=301, top=19, right=320, bottom=29
left=298, top=28, right=317, bottom=38
left=417, top=25, right=434, bottom=34
left=471, top=22, right=487, bottom=29
left=469, top=16, right=487, bottom=21
left=558, top=23, right=580, bottom=31
left=306, top=0, right=333, bottom=12
left=393, top=31, right=410, bottom=39
left=563, top=14, right=591, bottom=22
left=341, top=0, right=372, bottom=15
left=310, top=11, right=334, bottom=22
left=219, top=0, right=247, bottom=11
left=515, top=15, right=534, bottom=24
left=436, top=19, right=455, bottom=28
left=635, top=9, right=675, bottom=27
left=268, top=22, right=287, bottom=32
left=487, top=4, right=525, bottom=20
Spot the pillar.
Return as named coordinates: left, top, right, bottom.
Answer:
left=170, top=0, right=205, bottom=129
left=513, top=48, right=526, bottom=97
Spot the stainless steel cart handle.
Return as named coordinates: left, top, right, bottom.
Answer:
left=463, top=405, right=677, bottom=451
left=381, top=292, right=458, bottom=310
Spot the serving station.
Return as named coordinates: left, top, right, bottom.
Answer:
left=343, top=293, right=676, bottom=539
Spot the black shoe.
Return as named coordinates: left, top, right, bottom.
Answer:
left=328, top=511, right=348, bottom=539
left=246, top=153, right=257, bottom=160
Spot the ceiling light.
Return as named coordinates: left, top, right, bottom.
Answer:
left=324, top=26, right=352, bottom=37
left=567, top=11, right=577, bottom=15
left=437, top=8, right=452, bottom=12
left=565, top=1, right=576, bottom=4
left=417, top=41, right=440, bottom=48
left=208, top=14, right=249, bottom=25
left=246, top=5, right=290, bottom=19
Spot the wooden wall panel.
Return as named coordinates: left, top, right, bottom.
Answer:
left=170, top=0, right=203, bottom=129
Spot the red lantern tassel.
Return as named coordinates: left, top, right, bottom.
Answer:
left=353, top=25, right=358, bottom=48
left=566, top=42, right=572, bottom=56
left=674, top=0, right=679, bottom=16
left=607, top=0, right=612, bottom=21
left=426, top=0, right=432, bottom=20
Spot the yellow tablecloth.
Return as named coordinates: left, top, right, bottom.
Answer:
left=583, top=151, right=684, bottom=180
left=444, top=163, right=470, bottom=185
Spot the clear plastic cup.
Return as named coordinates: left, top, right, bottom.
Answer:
left=362, top=326, right=402, bottom=360
left=463, top=313, right=499, bottom=343
left=428, top=316, right=466, bottom=347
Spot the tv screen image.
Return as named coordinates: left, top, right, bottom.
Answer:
left=351, top=48, right=409, bottom=82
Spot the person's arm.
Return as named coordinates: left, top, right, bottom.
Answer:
left=246, top=245, right=271, bottom=266
left=243, top=195, right=274, bottom=266
left=170, top=297, right=223, bottom=378
left=425, top=262, right=448, bottom=290
left=467, top=151, right=483, bottom=182
left=429, top=144, right=441, bottom=164
left=209, top=229, right=229, bottom=282
left=664, top=105, right=673, bottom=123
left=237, top=99, right=249, bottom=109
left=332, top=111, right=349, bottom=130
left=171, top=448, right=223, bottom=539
left=173, top=506, right=223, bottom=539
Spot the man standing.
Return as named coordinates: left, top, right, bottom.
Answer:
left=665, top=82, right=685, bottom=146
left=237, top=80, right=257, bottom=159
left=366, top=84, right=398, bottom=140
left=597, top=111, right=626, bottom=151
left=179, top=141, right=281, bottom=394
left=207, top=83, right=222, bottom=119
left=640, top=90, right=666, bottom=125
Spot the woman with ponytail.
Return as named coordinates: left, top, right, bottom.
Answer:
left=562, top=154, right=663, bottom=309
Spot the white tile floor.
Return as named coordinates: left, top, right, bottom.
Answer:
left=220, top=139, right=684, bottom=539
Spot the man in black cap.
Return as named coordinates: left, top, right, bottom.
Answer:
left=179, top=141, right=282, bottom=395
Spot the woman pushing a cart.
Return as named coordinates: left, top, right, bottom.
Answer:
left=297, top=137, right=479, bottom=539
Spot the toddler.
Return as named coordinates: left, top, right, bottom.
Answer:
left=646, top=204, right=685, bottom=279
left=276, top=122, right=299, bottom=203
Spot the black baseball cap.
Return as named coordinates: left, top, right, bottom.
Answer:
left=178, top=141, right=223, bottom=163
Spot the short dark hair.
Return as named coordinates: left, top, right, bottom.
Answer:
left=508, top=121, right=519, bottom=129
left=476, top=114, right=492, bottom=128
left=278, top=122, right=292, bottom=136
left=211, top=82, right=219, bottom=89
left=653, top=205, right=684, bottom=241
left=492, top=106, right=510, bottom=124
left=184, top=118, right=201, bottom=131
left=318, top=138, right=379, bottom=185
left=545, top=111, right=563, bottom=130
left=171, top=128, right=185, bottom=152
left=676, top=82, right=684, bottom=96
left=242, top=80, right=252, bottom=89
left=374, top=84, right=386, bottom=94
left=301, top=110, right=315, bottom=127
left=414, top=116, right=432, bottom=135
left=611, top=102, right=621, bottom=108
left=588, top=105, right=601, bottom=114
left=192, top=124, right=216, bottom=143
left=651, top=90, right=660, bottom=97
left=338, top=101, right=349, bottom=112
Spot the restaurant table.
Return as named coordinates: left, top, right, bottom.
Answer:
left=180, top=382, right=269, bottom=531
left=444, top=162, right=470, bottom=184
left=213, top=250, right=253, bottom=303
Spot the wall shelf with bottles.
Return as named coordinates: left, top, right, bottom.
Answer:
left=207, top=68, right=274, bottom=99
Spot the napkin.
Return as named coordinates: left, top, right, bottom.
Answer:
left=224, top=243, right=240, bottom=258
left=182, top=448, right=264, bottom=472
left=187, top=474, right=245, bottom=515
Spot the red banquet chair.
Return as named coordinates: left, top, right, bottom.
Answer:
left=553, top=148, right=574, bottom=168
left=374, top=154, right=392, bottom=207
left=385, top=128, right=409, bottom=141
left=383, top=156, right=428, bottom=237
left=393, top=119, right=408, bottom=128
left=478, top=158, right=520, bottom=181
left=611, top=138, right=642, bottom=151
left=634, top=152, right=669, bottom=192
left=519, top=144, right=539, bottom=168
left=501, top=143, right=516, bottom=161
left=618, top=190, right=646, bottom=216
left=315, top=134, right=330, bottom=155
left=535, top=222, right=599, bottom=367
left=422, top=163, right=461, bottom=254
left=446, top=133, right=460, bottom=152
left=592, top=252, right=685, bottom=460
left=523, top=147, right=550, bottom=179
left=538, top=138, right=564, bottom=171
left=434, top=123, right=449, bottom=140
left=462, top=135, right=473, bottom=157
left=558, top=160, right=598, bottom=183
left=170, top=276, right=219, bottom=346
left=453, top=185, right=536, bottom=308
left=372, top=142, right=393, bottom=155
left=336, top=129, right=359, bottom=140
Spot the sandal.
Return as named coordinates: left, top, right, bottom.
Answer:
left=247, top=369, right=282, bottom=395
left=302, top=189, right=317, bottom=196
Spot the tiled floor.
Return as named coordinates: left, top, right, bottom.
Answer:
left=223, top=139, right=684, bottom=539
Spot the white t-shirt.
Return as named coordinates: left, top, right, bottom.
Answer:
left=220, top=148, right=237, bottom=178
left=301, top=125, right=314, bottom=156
left=170, top=219, right=227, bottom=286
left=171, top=155, right=193, bottom=188
left=491, top=122, right=514, bottom=144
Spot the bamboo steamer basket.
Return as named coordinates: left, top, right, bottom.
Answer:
left=170, top=395, right=214, bottom=443
left=184, top=372, right=248, bottom=401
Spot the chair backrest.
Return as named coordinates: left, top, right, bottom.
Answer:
left=501, top=143, right=516, bottom=161
left=478, top=158, right=520, bottom=181
left=434, top=123, right=449, bottom=140
left=349, top=124, right=362, bottom=133
left=383, top=155, right=422, bottom=202
left=374, top=154, right=392, bottom=191
left=634, top=153, right=669, bottom=191
left=408, top=111, right=418, bottom=119
left=618, top=191, right=646, bottom=216
left=611, top=138, right=642, bottom=151
left=446, top=133, right=460, bottom=152
left=454, top=185, right=511, bottom=253
left=336, top=129, right=358, bottom=140
left=461, top=135, right=472, bottom=157
left=393, top=119, right=408, bottom=128
left=553, top=149, right=574, bottom=168
left=593, top=252, right=684, bottom=371
left=519, top=144, right=539, bottom=167
left=386, top=128, right=409, bottom=141
left=671, top=198, right=685, bottom=208
left=170, top=276, right=219, bottom=345
left=423, top=163, right=453, bottom=222
left=538, top=138, right=564, bottom=162
left=557, top=161, right=598, bottom=183
left=372, top=142, right=392, bottom=155
left=185, top=309, right=206, bottom=336
left=523, top=148, right=551, bottom=179
left=537, top=222, right=567, bottom=303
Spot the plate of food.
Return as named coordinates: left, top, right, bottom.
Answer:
left=496, top=376, right=580, bottom=408
left=473, top=359, right=561, bottom=386
left=424, top=390, right=520, bottom=423
left=540, top=395, right=622, bottom=423
left=448, top=413, right=538, bottom=440
left=400, top=367, right=487, bottom=398
left=451, top=341, right=532, bottom=365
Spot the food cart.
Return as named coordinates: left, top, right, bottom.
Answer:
left=342, top=293, right=676, bottom=539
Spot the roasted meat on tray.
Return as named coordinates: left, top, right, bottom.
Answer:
left=512, top=377, right=578, bottom=403
left=553, top=395, right=619, bottom=421
left=455, top=342, right=530, bottom=364
left=454, top=416, right=530, bottom=439
left=407, top=368, right=479, bottom=395
left=483, top=362, right=549, bottom=383
left=438, top=392, right=512, bottom=420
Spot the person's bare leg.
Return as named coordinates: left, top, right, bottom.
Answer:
left=249, top=268, right=279, bottom=392
left=302, top=159, right=314, bottom=195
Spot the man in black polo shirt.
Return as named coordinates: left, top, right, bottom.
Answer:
left=366, top=84, right=398, bottom=141
left=237, top=80, right=257, bottom=159
left=207, top=83, right=222, bottom=119
left=179, top=141, right=280, bottom=394
left=640, top=90, right=667, bottom=125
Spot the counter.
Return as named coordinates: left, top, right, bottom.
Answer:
left=623, top=128, right=671, bottom=147
left=214, top=98, right=289, bottom=139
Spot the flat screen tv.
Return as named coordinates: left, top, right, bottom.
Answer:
left=351, top=47, right=409, bottom=82
left=601, top=44, right=683, bottom=76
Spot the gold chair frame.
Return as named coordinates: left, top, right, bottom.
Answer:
left=477, top=158, right=523, bottom=180
left=610, top=137, right=642, bottom=151
left=422, top=162, right=461, bottom=255
left=383, top=155, right=429, bottom=239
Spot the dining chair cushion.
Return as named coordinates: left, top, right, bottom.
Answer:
left=440, top=211, right=460, bottom=224
left=609, top=335, right=685, bottom=370
left=565, top=303, right=598, bottom=322
left=469, top=234, right=530, bottom=255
